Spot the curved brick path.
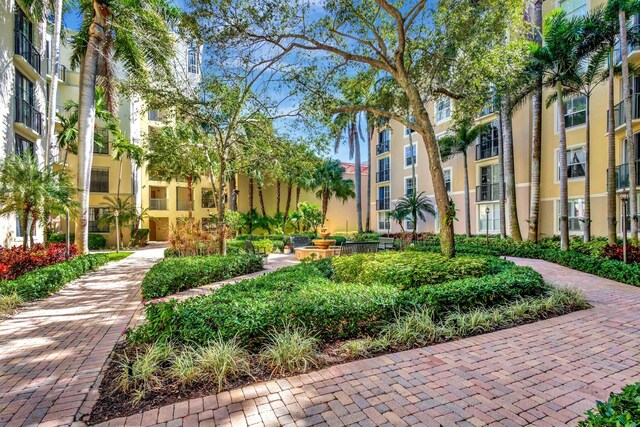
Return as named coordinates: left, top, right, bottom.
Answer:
left=95, top=258, right=640, bottom=427
left=0, top=244, right=166, bottom=427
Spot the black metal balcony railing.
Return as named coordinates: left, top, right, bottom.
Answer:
left=476, top=143, right=499, bottom=161
left=608, top=93, right=640, bottom=130
left=377, top=198, right=390, bottom=211
left=376, top=169, right=390, bottom=183
left=615, top=161, right=640, bottom=189
left=476, top=183, right=500, bottom=202
left=376, top=141, right=390, bottom=155
left=612, top=24, right=640, bottom=66
left=15, top=98, right=42, bottom=135
left=15, top=31, right=41, bottom=73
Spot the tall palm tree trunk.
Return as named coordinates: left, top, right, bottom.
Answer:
left=248, top=177, right=254, bottom=212
left=607, top=50, right=618, bottom=243
left=498, top=107, right=507, bottom=238
left=75, top=1, right=107, bottom=254
left=322, top=188, right=329, bottom=223
left=621, top=9, right=638, bottom=245
left=528, top=0, right=543, bottom=242
left=21, top=207, right=30, bottom=250
left=283, top=182, right=293, bottom=225
left=296, top=186, right=301, bottom=207
left=584, top=95, right=592, bottom=242
left=45, top=0, right=64, bottom=164
left=366, top=125, right=372, bottom=231
left=501, top=95, right=522, bottom=241
left=258, top=184, right=266, bottom=216
left=354, top=118, right=363, bottom=233
left=276, top=180, right=281, bottom=214
left=463, top=151, right=471, bottom=237
left=187, top=176, right=193, bottom=219
left=557, top=82, right=570, bottom=250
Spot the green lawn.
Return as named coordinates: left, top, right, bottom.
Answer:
left=107, top=252, right=134, bottom=262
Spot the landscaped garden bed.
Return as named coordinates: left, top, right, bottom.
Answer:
left=90, top=251, right=589, bottom=423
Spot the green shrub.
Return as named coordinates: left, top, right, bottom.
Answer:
left=332, top=252, right=510, bottom=290
left=579, top=382, right=640, bottom=426
left=332, top=235, right=347, bottom=245
left=0, top=253, right=109, bottom=301
left=141, top=254, right=263, bottom=299
left=49, top=232, right=107, bottom=250
left=253, top=239, right=275, bottom=253
left=404, top=266, right=549, bottom=318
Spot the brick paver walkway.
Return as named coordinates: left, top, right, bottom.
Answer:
left=0, top=245, right=166, bottom=427
left=94, top=258, right=640, bottom=427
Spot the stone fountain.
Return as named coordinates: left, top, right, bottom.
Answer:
left=294, top=224, right=340, bottom=260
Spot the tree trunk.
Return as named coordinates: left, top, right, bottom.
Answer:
left=463, top=151, right=471, bottom=237
left=557, top=82, right=570, bottom=250
left=584, top=94, right=591, bottom=242
left=116, top=158, right=123, bottom=252
left=216, top=155, right=228, bottom=255
left=497, top=108, right=507, bottom=239
left=322, top=188, right=329, bottom=223
left=75, top=0, right=107, bottom=254
left=501, top=94, right=522, bottom=241
left=258, top=184, right=266, bottom=216
left=248, top=176, right=254, bottom=212
left=29, top=213, right=36, bottom=248
left=607, top=50, right=617, bottom=243
left=228, top=175, right=237, bottom=211
left=366, top=125, right=372, bottom=232
left=621, top=9, right=638, bottom=245
left=21, top=208, right=30, bottom=250
left=354, top=118, right=363, bottom=233
left=296, top=186, right=301, bottom=207
left=283, top=182, right=293, bottom=225
left=276, top=180, right=281, bottom=214
left=187, top=176, right=193, bottom=219
left=528, top=0, right=543, bottom=242
left=45, top=0, right=64, bottom=164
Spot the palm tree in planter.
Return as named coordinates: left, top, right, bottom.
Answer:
left=529, top=10, right=584, bottom=250
left=395, top=191, right=436, bottom=242
left=68, top=0, right=176, bottom=253
left=439, top=120, right=489, bottom=237
left=311, top=159, right=356, bottom=223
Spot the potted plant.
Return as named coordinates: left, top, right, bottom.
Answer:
left=283, top=243, right=292, bottom=254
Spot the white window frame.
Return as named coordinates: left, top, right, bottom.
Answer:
left=478, top=202, right=500, bottom=233
left=563, top=95, right=587, bottom=129
left=555, top=145, right=586, bottom=182
left=556, top=198, right=585, bottom=233
left=404, top=175, right=417, bottom=197
left=377, top=212, right=391, bottom=231
left=443, top=167, right=452, bottom=193
left=435, top=97, right=452, bottom=124
left=404, top=143, right=417, bottom=169
left=405, top=218, right=415, bottom=231
left=187, top=47, right=198, bottom=74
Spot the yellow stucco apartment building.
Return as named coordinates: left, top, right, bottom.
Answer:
left=370, top=0, right=636, bottom=239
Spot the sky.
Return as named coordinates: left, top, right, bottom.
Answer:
left=61, top=4, right=362, bottom=164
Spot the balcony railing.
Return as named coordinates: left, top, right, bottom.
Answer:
left=608, top=93, right=640, bottom=130
left=477, top=104, right=495, bottom=118
left=476, top=143, right=499, bottom=161
left=376, top=141, right=390, bottom=155
left=615, top=161, right=640, bottom=189
left=15, top=31, right=41, bottom=73
left=150, top=198, right=168, bottom=210
left=476, top=183, right=500, bottom=202
left=377, top=198, right=390, bottom=211
left=376, top=169, right=390, bottom=183
left=15, top=98, right=42, bottom=135
left=612, top=24, right=640, bottom=66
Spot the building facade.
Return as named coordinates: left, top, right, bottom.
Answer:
left=370, top=0, right=636, bottom=240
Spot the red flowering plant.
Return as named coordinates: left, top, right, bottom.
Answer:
left=0, top=243, right=78, bottom=281
left=602, top=244, right=640, bottom=264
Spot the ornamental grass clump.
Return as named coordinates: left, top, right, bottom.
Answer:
left=197, top=335, right=251, bottom=392
left=384, top=307, right=437, bottom=348
left=260, top=324, right=319, bottom=376
left=0, top=293, right=22, bottom=316
left=169, top=347, right=201, bottom=385
left=114, top=342, right=171, bottom=403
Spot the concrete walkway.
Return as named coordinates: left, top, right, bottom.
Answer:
left=95, top=258, right=640, bottom=427
left=0, top=244, right=166, bottom=427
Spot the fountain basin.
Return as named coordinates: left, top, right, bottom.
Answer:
left=311, top=239, right=336, bottom=250
left=294, top=245, right=341, bottom=261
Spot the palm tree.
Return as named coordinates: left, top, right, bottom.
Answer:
left=530, top=10, right=584, bottom=250
left=0, top=155, right=76, bottom=249
left=69, top=0, right=176, bottom=253
left=395, top=191, right=436, bottom=242
left=109, top=128, right=143, bottom=251
left=312, top=159, right=356, bottom=223
left=99, top=195, right=136, bottom=246
left=388, top=205, right=409, bottom=234
left=439, top=120, right=489, bottom=237
left=333, top=112, right=364, bottom=233
left=500, top=92, right=523, bottom=242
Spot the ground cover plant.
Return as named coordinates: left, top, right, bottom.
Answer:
left=0, top=243, right=79, bottom=280
left=579, top=381, right=640, bottom=426
left=140, top=254, right=264, bottom=299
left=90, top=251, right=590, bottom=422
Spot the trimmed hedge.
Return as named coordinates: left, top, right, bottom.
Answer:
left=332, top=252, right=510, bottom=290
left=0, top=253, right=109, bottom=301
left=50, top=233, right=107, bottom=250
left=130, top=254, right=547, bottom=349
left=579, top=381, right=640, bottom=426
left=141, top=255, right=264, bottom=299
left=412, top=236, right=640, bottom=287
